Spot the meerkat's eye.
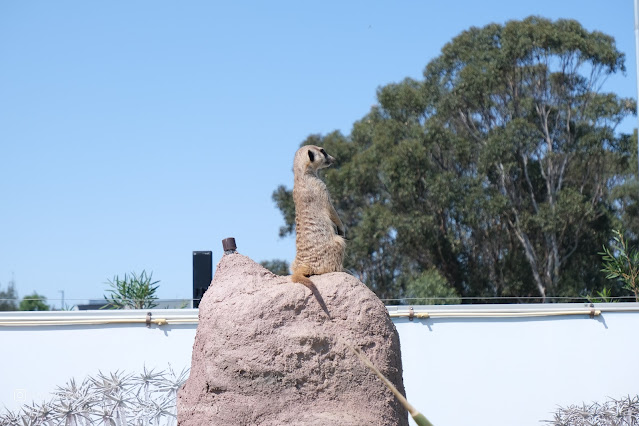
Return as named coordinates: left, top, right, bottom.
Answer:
left=320, top=148, right=328, bottom=159
left=308, top=150, right=315, bottom=162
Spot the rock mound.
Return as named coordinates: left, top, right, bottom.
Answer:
left=178, top=253, right=408, bottom=426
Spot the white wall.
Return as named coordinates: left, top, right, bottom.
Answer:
left=0, top=310, right=198, bottom=412
left=395, top=305, right=639, bottom=425
left=1, top=304, right=637, bottom=425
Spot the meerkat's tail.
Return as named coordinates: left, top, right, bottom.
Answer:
left=291, top=272, right=315, bottom=287
left=291, top=266, right=330, bottom=318
left=291, top=263, right=313, bottom=286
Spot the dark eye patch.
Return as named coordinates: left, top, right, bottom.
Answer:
left=320, top=148, right=328, bottom=159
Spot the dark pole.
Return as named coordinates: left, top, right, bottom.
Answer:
left=192, top=251, right=212, bottom=308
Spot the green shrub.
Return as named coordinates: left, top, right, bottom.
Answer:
left=403, top=269, right=461, bottom=305
left=103, top=270, right=159, bottom=309
left=600, top=230, right=639, bottom=302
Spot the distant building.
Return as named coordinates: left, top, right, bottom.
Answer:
left=76, top=299, right=192, bottom=310
left=76, top=300, right=111, bottom=310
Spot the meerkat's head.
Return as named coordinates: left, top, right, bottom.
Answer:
left=294, top=145, right=335, bottom=176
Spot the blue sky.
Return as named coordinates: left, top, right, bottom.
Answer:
left=1, top=1, right=637, bottom=308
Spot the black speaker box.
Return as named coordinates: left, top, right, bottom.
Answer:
left=193, top=251, right=212, bottom=308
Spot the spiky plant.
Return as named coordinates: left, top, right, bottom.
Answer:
left=0, top=410, right=23, bottom=426
left=21, top=401, right=56, bottom=426
left=0, top=365, right=189, bottom=426
left=544, top=395, right=639, bottom=425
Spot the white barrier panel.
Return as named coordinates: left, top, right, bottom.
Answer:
left=1, top=304, right=638, bottom=425
left=392, top=304, right=639, bottom=425
left=0, top=309, right=198, bottom=413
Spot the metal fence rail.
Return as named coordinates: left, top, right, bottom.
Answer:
left=2, top=303, right=639, bottom=326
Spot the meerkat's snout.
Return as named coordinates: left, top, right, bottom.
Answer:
left=326, top=154, right=336, bottom=166
left=320, top=148, right=336, bottom=165
left=325, top=155, right=335, bottom=166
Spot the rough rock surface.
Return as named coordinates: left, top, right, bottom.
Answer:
left=178, top=253, right=408, bottom=426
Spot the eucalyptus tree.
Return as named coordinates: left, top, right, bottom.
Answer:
left=418, top=16, right=634, bottom=300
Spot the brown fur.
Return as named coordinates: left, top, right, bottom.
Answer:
left=291, top=145, right=345, bottom=288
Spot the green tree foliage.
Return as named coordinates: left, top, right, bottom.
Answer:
left=600, top=230, right=639, bottom=301
left=273, top=17, right=636, bottom=302
left=260, top=259, right=291, bottom=276
left=103, top=270, right=159, bottom=309
left=610, top=130, right=639, bottom=244
left=19, top=292, right=50, bottom=311
left=0, top=280, right=18, bottom=311
left=402, top=270, right=461, bottom=305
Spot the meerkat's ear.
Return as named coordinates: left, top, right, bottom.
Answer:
left=308, top=149, right=315, bottom=162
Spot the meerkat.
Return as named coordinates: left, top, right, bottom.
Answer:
left=291, top=145, right=346, bottom=287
